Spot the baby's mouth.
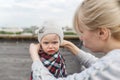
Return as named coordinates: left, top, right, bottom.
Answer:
left=48, top=50, right=55, bottom=53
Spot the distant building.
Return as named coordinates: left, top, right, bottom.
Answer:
left=21, top=33, right=32, bottom=36
left=62, top=26, right=75, bottom=32
left=0, top=27, right=23, bottom=33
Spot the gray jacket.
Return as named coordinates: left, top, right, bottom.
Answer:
left=32, top=49, right=120, bottom=80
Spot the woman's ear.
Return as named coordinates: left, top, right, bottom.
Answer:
left=98, top=27, right=110, bottom=40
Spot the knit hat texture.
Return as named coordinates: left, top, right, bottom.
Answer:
left=38, top=22, right=64, bottom=43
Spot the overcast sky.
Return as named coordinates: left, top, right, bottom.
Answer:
left=0, top=0, right=83, bottom=28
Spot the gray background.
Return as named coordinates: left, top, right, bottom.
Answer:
left=0, top=39, right=104, bottom=80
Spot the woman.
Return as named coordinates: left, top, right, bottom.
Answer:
left=29, top=0, right=120, bottom=80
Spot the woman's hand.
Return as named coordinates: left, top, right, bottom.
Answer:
left=60, top=40, right=70, bottom=48
left=29, top=43, right=40, bottom=62
left=61, top=40, right=80, bottom=55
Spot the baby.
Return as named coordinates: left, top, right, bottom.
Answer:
left=30, top=23, right=67, bottom=80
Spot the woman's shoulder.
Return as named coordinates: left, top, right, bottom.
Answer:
left=97, top=49, right=120, bottom=67
left=107, top=49, right=120, bottom=58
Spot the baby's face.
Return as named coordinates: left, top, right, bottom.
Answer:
left=40, top=34, right=60, bottom=55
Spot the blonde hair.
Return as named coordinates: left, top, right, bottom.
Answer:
left=74, top=0, right=120, bottom=40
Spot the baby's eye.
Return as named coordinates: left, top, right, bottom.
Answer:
left=43, top=42, right=49, bottom=44
left=52, top=41, right=58, bottom=44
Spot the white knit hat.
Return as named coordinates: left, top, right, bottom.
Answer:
left=37, top=22, right=64, bottom=44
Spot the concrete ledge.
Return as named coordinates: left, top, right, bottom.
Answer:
left=0, top=34, right=79, bottom=40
